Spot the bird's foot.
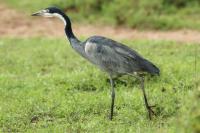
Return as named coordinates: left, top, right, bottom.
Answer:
left=147, top=105, right=156, bottom=120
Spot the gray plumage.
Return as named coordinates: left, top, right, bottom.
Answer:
left=32, top=7, right=160, bottom=120
left=82, top=36, right=159, bottom=76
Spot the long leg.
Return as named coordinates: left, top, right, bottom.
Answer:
left=109, top=76, right=115, bottom=120
left=140, top=76, right=155, bottom=120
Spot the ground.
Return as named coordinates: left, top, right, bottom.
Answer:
left=1, top=3, right=200, bottom=43
left=0, top=3, right=200, bottom=133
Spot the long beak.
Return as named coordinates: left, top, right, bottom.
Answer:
left=32, top=12, right=42, bottom=16
left=31, top=10, right=44, bottom=16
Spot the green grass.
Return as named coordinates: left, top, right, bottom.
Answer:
left=2, top=0, right=200, bottom=30
left=0, top=37, right=199, bottom=132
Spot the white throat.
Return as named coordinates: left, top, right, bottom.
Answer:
left=52, top=13, right=67, bottom=26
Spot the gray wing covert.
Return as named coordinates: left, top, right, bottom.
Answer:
left=85, top=37, right=142, bottom=75
left=95, top=37, right=160, bottom=75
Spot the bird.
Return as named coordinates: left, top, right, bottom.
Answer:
left=32, top=7, right=160, bottom=120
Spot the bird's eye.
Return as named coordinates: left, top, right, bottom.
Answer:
left=46, top=9, right=50, bottom=13
left=44, top=9, right=49, bottom=13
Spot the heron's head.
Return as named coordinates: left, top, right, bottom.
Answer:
left=32, top=7, right=67, bottom=25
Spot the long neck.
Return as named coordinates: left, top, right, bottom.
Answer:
left=62, top=14, right=80, bottom=45
left=59, top=13, right=87, bottom=58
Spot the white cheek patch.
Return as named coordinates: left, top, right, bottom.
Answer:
left=52, top=13, right=67, bottom=26
left=42, top=13, right=54, bottom=18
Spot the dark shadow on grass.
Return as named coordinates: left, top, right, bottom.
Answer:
left=105, top=75, right=160, bottom=89
left=71, top=83, right=97, bottom=92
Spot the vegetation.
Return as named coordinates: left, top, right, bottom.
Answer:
left=2, top=0, right=200, bottom=30
left=0, top=37, right=199, bottom=132
left=0, top=0, right=200, bottom=132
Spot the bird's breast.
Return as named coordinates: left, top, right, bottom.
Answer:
left=85, top=42, right=98, bottom=56
left=85, top=42, right=102, bottom=68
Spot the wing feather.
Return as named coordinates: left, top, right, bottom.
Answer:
left=83, top=36, right=159, bottom=75
left=84, top=36, right=142, bottom=74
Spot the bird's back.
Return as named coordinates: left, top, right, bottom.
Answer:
left=82, top=36, right=159, bottom=76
